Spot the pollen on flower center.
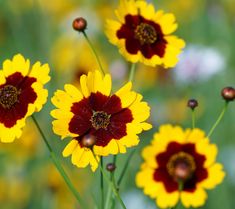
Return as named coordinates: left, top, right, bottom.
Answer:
left=90, top=111, right=111, bottom=130
left=134, top=23, right=157, bottom=45
left=167, top=152, right=196, bottom=182
left=0, top=85, right=20, bottom=109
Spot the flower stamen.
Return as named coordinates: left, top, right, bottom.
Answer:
left=0, top=85, right=20, bottom=109
left=167, top=152, right=196, bottom=182
left=90, top=111, right=111, bottom=130
left=134, top=23, right=157, bottom=45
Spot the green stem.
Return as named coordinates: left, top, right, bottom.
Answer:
left=104, top=155, right=117, bottom=209
left=207, top=102, right=228, bottom=138
left=91, top=192, right=100, bottom=209
left=169, top=181, right=183, bottom=209
left=82, top=31, right=105, bottom=75
left=104, top=173, right=114, bottom=209
left=110, top=175, right=118, bottom=209
left=128, top=63, right=136, bottom=82
left=31, top=115, right=86, bottom=209
left=118, top=149, right=136, bottom=186
left=92, top=152, right=127, bottom=209
left=192, top=110, right=195, bottom=129
left=100, top=157, right=104, bottom=209
left=178, top=181, right=183, bottom=192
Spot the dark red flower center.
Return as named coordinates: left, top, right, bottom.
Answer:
left=134, top=23, right=157, bottom=45
left=90, top=111, right=111, bottom=130
left=0, top=72, right=37, bottom=128
left=153, top=142, right=208, bottom=193
left=167, top=152, right=196, bottom=182
left=0, top=85, right=20, bottom=109
left=68, top=92, right=133, bottom=147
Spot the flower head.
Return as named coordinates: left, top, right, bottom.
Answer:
left=136, top=125, right=225, bottom=208
left=72, top=17, right=87, bottom=32
left=106, top=0, right=185, bottom=67
left=0, top=54, right=50, bottom=143
left=51, top=70, right=151, bottom=171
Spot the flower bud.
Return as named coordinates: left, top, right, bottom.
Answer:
left=72, top=17, right=87, bottom=32
left=221, top=87, right=235, bottom=102
left=173, top=163, right=191, bottom=182
left=106, top=163, right=116, bottom=172
left=81, top=134, right=96, bottom=148
left=187, top=99, right=198, bottom=110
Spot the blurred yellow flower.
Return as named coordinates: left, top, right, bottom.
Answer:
left=0, top=120, right=40, bottom=161
left=45, top=164, right=90, bottom=209
left=134, top=64, right=171, bottom=89
left=106, top=0, right=185, bottom=67
left=136, top=124, right=225, bottom=208
left=51, top=36, right=108, bottom=83
left=6, top=0, right=76, bottom=20
left=165, top=98, right=188, bottom=123
left=163, top=0, right=202, bottom=22
left=0, top=176, right=30, bottom=208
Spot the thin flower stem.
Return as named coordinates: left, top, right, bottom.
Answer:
left=207, top=102, right=228, bottom=138
left=113, top=154, right=117, bottom=164
left=104, top=172, right=114, bottom=209
left=117, top=149, right=136, bottom=186
left=92, top=192, right=100, bottom=209
left=91, top=151, right=127, bottom=209
left=31, top=115, right=86, bottom=209
left=192, top=110, right=195, bottom=129
left=110, top=193, right=116, bottom=209
left=169, top=181, right=183, bottom=209
left=82, top=31, right=105, bottom=75
left=107, top=155, right=117, bottom=209
left=110, top=175, right=118, bottom=209
left=178, top=181, right=183, bottom=192
left=128, top=63, right=137, bottom=82
left=105, top=155, right=117, bottom=209
left=100, top=157, right=104, bottom=209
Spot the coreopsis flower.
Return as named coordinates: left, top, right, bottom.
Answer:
left=0, top=54, right=50, bottom=143
left=51, top=70, right=151, bottom=171
left=136, top=125, right=225, bottom=208
left=106, top=0, right=185, bottom=67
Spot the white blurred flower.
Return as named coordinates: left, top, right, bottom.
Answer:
left=174, top=45, right=226, bottom=84
left=120, top=189, right=156, bottom=209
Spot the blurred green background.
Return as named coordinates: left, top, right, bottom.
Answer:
left=0, top=0, right=234, bottom=208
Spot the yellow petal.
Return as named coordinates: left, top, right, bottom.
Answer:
left=157, top=189, right=180, bottom=209
left=63, top=140, right=78, bottom=157
left=29, top=62, right=50, bottom=84
left=115, top=82, right=136, bottom=108
left=3, top=54, right=30, bottom=77
left=80, top=74, right=90, bottom=97
left=199, top=163, right=225, bottom=189
left=181, top=188, right=207, bottom=208
left=64, top=84, right=83, bottom=101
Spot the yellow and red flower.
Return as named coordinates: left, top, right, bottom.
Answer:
left=0, top=54, right=50, bottom=143
left=136, top=124, right=225, bottom=208
left=51, top=70, right=152, bottom=171
left=106, top=0, right=185, bottom=67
